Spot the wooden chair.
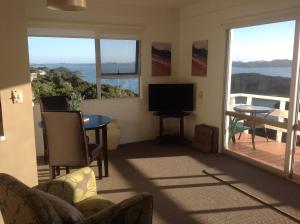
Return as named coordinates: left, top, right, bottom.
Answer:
left=42, top=111, right=103, bottom=179
left=40, top=95, right=69, bottom=112
left=40, top=95, right=70, bottom=164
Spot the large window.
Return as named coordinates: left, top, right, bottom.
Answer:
left=28, top=37, right=140, bottom=100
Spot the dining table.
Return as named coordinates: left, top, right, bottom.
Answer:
left=83, top=114, right=111, bottom=177
left=233, top=105, right=274, bottom=150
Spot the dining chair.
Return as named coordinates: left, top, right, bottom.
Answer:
left=40, top=95, right=69, bottom=112
left=42, top=111, right=103, bottom=179
left=39, top=95, right=70, bottom=165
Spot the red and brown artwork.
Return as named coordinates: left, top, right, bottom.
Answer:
left=152, top=43, right=171, bottom=76
left=192, top=40, right=208, bottom=76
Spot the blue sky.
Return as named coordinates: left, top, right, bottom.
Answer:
left=28, top=37, right=136, bottom=64
left=231, top=20, right=295, bottom=62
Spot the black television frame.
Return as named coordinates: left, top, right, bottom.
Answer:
left=148, top=83, right=194, bottom=113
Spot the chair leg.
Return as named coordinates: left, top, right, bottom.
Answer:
left=97, top=155, right=103, bottom=180
left=50, top=166, right=56, bottom=179
left=66, top=166, right=70, bottom=174
left=55, top=166, right=60, bottom=176
left=264, top=126, right=269, bottom=142
left=238, top=132, right=242, bottom=140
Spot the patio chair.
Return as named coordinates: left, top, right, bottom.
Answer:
left=228, top=116, right=250, bottom=143
left=42, top=111, right=103, bottom=179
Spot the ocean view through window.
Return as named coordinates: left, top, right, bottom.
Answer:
left=99, top=39, right=140, bottom=98
left=28, top=37, right=140, bottom=100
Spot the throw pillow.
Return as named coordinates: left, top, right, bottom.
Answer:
left=34, top=189, right=84, bottom=224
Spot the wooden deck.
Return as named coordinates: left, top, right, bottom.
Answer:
left=227, top=133, right=300, bottom=175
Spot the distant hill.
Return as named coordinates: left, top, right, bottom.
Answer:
left=231, top=73, right=290, bottom=97
left=232, top=59, right=291, bottom=68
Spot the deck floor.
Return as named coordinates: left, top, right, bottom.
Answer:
left=228, top=133, right=300, bottom=174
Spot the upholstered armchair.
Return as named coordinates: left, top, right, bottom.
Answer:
left=0, top=167, right=153, bottom=224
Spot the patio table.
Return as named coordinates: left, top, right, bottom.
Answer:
left=233, top=105, right=274, bottom=150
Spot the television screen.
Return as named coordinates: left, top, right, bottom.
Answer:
left=148, top=84, right=194, bottom=112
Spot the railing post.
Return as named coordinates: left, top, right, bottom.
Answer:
left=276, top=100, right=286, bottom=142
left=229, top=95, right=235, bottom=110
left=246, top=96, right=253, bottom=105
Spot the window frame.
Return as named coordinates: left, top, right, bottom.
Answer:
left=28, top=36, right=141, bottom=101
left=97, top=38, right=141, bottom=99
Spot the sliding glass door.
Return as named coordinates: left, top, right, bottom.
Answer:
left=224, top=20, right=300, bottom=178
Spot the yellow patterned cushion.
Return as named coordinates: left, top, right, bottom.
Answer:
left=74, top=195, right=114, bottom=217
left=36, top=167, right=97, bottom=204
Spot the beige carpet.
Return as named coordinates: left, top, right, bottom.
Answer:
left=37, top=141, right=300, bottom=224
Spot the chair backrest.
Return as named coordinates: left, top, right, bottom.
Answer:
left=40, top=96, right=69, bottom=112
left=42, top=111, right=89, bottom=167
left=0, top=173, right=62, bottom=224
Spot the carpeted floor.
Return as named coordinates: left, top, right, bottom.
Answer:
left=37, top=141, right=300, bottom=224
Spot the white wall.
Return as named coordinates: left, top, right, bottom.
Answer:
left=179, top=0, right=300, bottom=148
left=0, top=1, right=37, bottom=186
left=27, top=0, right=180, bottom=155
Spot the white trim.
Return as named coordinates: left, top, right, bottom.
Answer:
left=0, top=136, right=5, bottom=142
left=222, top=29, right=233, bottom=152
left=27, top=20, right=145, bottom=39
left=285, top=20, right=300, bottom=176
left=221, top=6, right=300, bottom=29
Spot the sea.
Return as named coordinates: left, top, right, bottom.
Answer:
left=31, top=63, right=292, bottom=97
left=31, top=63, right=139, bottom=94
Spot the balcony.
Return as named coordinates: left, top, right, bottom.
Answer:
left=226, top=93, right=300, bottom=176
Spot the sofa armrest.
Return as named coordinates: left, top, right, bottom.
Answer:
left=35, top=167, right=97, bottom=204
left=80, top=193, right=153, bottom=224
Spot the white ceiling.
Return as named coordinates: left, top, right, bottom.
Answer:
left=89, top=0, right=201, bottom=8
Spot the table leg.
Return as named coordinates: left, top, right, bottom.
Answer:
left=95, top=129, right=100, bottom=144
left=251, top=113, right=256, bottom=150
left=102, top=126, right=109, bottom=177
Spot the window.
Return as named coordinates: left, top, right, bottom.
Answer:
left=27, top=37, right=140, bottom=101
left=99, top=39, right=140, bottom=98
left=28, top=37, right=97, bottom=101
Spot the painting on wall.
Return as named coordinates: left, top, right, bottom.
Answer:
left=192, top=40, right=208, bottom=76
left=152, top=42, right=171, bottom=76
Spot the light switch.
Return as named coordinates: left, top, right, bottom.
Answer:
left=198, top=91, right=204, bottom=99
left=11, top=89, right=23, bottom=104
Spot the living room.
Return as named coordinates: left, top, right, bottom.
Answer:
left=1, top=0, right=300, bottom=223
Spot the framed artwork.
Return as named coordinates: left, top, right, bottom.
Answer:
left=192, top=40, right=208, bottom=76
left=152, top=42, right=171, bottom=76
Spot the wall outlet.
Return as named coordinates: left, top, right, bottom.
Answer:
left=11, top=90, right=23, bottom=104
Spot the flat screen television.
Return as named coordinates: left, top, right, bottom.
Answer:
left=148, top=84, right=194, bottom=112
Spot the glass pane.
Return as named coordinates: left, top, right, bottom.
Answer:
left=100, top=39, right=137, bottom=74
left=101, top=78, right=139, bottom=98
left=28, top=37, right=97, bottom=100
left=226, top=21, right=295, bottom=172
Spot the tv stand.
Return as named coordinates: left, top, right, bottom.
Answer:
left=153, top=112, right=190, bottom=144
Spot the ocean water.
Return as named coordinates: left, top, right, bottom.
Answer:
left=31, top=63, right=139, bottom=94
left=31, top=64, right=292, bottom=96
left=232, top=66, right=291, bottom=77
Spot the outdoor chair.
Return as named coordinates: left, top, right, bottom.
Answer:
left=42, top=111, right=102, bottom=179
left=0, top=167, right=153, bottom=224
